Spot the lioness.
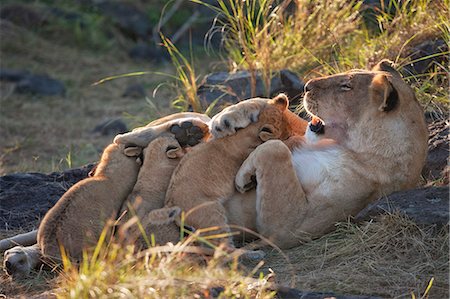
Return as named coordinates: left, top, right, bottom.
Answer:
left=209, top=59, right=428, bottom=247
left=164, top=94, right=307, bottom=249
left=114, top=59, right=428, bottom=249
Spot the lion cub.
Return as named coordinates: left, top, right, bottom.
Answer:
left=164, top=94, right=305, bottom=249
left=37, top=143, right=142, bottom=263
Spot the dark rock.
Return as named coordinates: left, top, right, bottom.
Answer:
left=422, top=120, right=449, bottom=184
left=92, top=118, right=128, bottom=136
left=0, top=164, right=96, bottom=231
left=402, top=38, right=448, bottom=75
left=128, top=42, right=169, bottom=62
left=0, top=69, right=30, bottom=82
left=0, top=4, right=46, bottom=29
left=122, top=83, right=146, bottom=98
left=15, top=73, right=66, bottom=96
left=96, top=1, right=151, bottom=40
left=0, top=69, right=66, bottom=96
left=196, top=70, right=305, bottom=112
left=354, top=186, right=449, bottom=227
left=274, top=285, right=382, bottom=299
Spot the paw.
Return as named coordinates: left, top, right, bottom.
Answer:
left=210, top=99, right=267, bottom=139
left=235, top=172, right=257, bottom=193
left=3, top=247, right=32, bottom=279
left=170, top=119, right=209, bottom=147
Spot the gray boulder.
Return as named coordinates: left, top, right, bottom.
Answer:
left=0, top=164, right=95, bottom=231
left=196, top=70, right=305, bottom=112
left=0, top=68, right=66, bottom=96
left=422, top=120, right=449, bottom=184
left=355, top=186, right=449, bottom=226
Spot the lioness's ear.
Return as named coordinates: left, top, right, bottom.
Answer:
left=270, top=93, right=289, bottom=110
left=371, top=74, right=399, bottom=112
left=166, top=145, right=184, bottom=159
left=372, top=59, right=401, bottom=78
left=259, top=124, right=276, bottom=141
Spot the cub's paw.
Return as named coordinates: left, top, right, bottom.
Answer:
left=170, top=119, right=209, bottom=147
left=235, top=159, right=257, bottom=193
left=210, top=99, right=267, bottom=139
left=3, top=246, right=33, bottom=279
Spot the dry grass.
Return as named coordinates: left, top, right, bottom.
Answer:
left=260, top=214, right=449, bottom=298
left=0, top=20, right=177, bottom=175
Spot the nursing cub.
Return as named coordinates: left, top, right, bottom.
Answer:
left=164, top=94, right=307, bottom=249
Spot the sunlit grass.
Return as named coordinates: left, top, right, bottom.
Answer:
left=55, top=225, right=276, bottom=299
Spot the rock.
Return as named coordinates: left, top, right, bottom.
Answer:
left=0, top=68, right=29, bottom=82
left=15, top=73, right=66, bottom=96
left=402, top=39, right=448, bottom=75
left=0, top=164, right=96, bottom=231
left=196, top=70, right=305, bottom=111
left=0, top=69, right=66, bottom=96
left=128, top=42, right=169, bottom=62
left=96, top=1, right=151, bottom=40
left=92, top=118, right=128, bottom=136
left=122, top=83, right=146, bottom=98
left=422, top=120, right=449, bottom=184
left=354, top=186, right=449, bottom=227
left=0, top=4, right=46, bottom=29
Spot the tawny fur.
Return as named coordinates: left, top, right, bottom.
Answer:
left=37, top=143, right=141, bottom=262
left=164, top=95, right=307, bottom=248
left=118, top=136, right=186, bottom=247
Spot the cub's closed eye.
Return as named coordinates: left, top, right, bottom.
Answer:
left=166, top=145, right=179, bottom=152
left=340, top=83, right=352, bottom=91
left=260, top=127, right=273, bottom=133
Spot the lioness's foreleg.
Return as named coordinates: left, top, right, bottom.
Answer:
left=235, top=140, right=310, bottom=249
left=0, top=230, right=38, bottom=252
left=114, top=113, right=210, bottom=147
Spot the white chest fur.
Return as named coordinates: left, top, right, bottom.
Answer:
left=291, top=144, right=344, bottom=194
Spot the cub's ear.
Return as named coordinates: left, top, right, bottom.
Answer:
left=166, top=144, right=184, bottom=159
left=371, top=74, right=399, bottom=112
left=259, top=124, right=277, bottom=141
left=146, top=206, right=181, bottom=225
left=269, top=93, right=289, bottom=110
left=124, top=146, right=143, bottom=157
left=372, top=59, right=401, bottom=78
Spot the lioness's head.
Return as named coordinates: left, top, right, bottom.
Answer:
left=303, top=60, right=426, bottom=144
left=303, top=59, right=428, bottom=188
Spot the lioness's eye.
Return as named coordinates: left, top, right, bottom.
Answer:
left=340, top=83, right=352, bottom=91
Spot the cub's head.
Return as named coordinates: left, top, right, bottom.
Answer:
left=256, top=94, right=306, bottom=142
left=303, top=59, right=427, bottom=146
